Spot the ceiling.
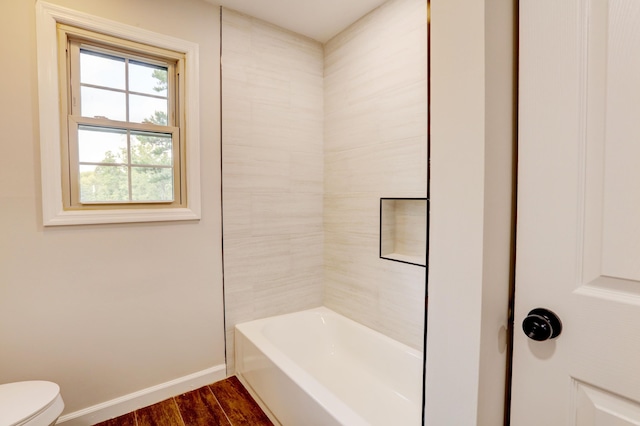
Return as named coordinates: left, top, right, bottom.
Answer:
left=209, top=0, right=388, bottom=43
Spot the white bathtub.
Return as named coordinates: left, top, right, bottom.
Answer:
left=234, top=307, right=423, bottom=426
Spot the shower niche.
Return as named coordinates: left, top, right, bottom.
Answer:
left=380, top=198, right=428, bottom=267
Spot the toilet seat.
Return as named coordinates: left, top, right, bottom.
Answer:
left=0, top=381, right=64, bottom=426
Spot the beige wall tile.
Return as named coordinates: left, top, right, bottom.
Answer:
left=222, top=9, right=325, bottom=373
left=222, top=0, right=428, bottom=371
left=324, top=0, right=428, bottom=350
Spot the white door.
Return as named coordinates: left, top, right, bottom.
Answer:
left=511, top=0, right=640, bottom=424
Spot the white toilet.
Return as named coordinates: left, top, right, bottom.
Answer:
left=0, top=381, right=64, bottom=426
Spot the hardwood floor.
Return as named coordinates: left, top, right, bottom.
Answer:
left=93, top=376, right=273, bottom=426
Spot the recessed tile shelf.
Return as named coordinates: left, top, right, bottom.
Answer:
left=380, top=198, right=427, bottom=267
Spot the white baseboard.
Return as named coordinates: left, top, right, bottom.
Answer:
left=57, top=364, right=227, bottom=425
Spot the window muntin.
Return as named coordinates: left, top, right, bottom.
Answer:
left=77, top=49, right=170, bottom=124
left=75, top=125, right=175, bottom=203
left=58, top=24, right=186, bottom=209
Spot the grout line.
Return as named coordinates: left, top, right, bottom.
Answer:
left=172, top=397, right=187, bottom=426
left=219, top=4, right=230, bottom=379
left=207, top=384, right=234, bottom=426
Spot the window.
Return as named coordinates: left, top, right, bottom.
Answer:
left=60, top=25, right=186, bottom=209
left=36, top=2, right=200, bottom=225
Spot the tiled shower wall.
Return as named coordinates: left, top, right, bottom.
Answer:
left=323, top=0, right=428, bottom=350
left=221, top=9, right=325, bottom=373
left=222, top=0, right=427, bottom=371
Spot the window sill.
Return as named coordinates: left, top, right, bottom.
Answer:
left=43, top=206, right=200, bottom=226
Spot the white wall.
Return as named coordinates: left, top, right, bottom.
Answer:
left=425, top=0, right=516, bottom=424
left=323, top=0, right=428, bottom=350
left=221, top=9, right=325, bottom=373
left=0, top=0, right=225, bottom=421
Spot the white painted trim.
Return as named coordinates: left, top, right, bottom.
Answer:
left=35, top=1, right=201, bottom=226
left=425, top=0, right=515, bottom=424
left=56, top=364, right=226, bottom=425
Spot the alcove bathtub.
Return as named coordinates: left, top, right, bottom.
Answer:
left=235, top=307, right=423, bottom=425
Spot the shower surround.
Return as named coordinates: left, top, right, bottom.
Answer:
left=222, top=0, right=428, bottom=373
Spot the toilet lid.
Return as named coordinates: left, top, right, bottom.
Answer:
left=0, top=381, right=61, bottom=426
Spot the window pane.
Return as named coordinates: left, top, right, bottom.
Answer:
left=131, top=167, right=173, bottom=201
left=130, top=131, right=173, bottom=166
left=79, top=164, right=129, bottom=203
left=129, top=61, right=168, bottom=97
left=81, top=86, right=126, bottom=121
left=80, top=49, right=125, bottom=90
left=78, top=126, right=127, bottom=164
left=129, top=94, right=168, bottom=124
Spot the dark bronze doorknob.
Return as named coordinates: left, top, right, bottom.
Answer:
left=522, top=308, right=562, bottom=341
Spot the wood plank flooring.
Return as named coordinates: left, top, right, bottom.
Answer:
left=93, top=376, right=273, bottom=426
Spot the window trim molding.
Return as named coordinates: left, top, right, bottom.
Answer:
left=36, top=1, right=201, bottom=226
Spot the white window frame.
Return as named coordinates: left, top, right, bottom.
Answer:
left=36, top=1, right=201, bottom=226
